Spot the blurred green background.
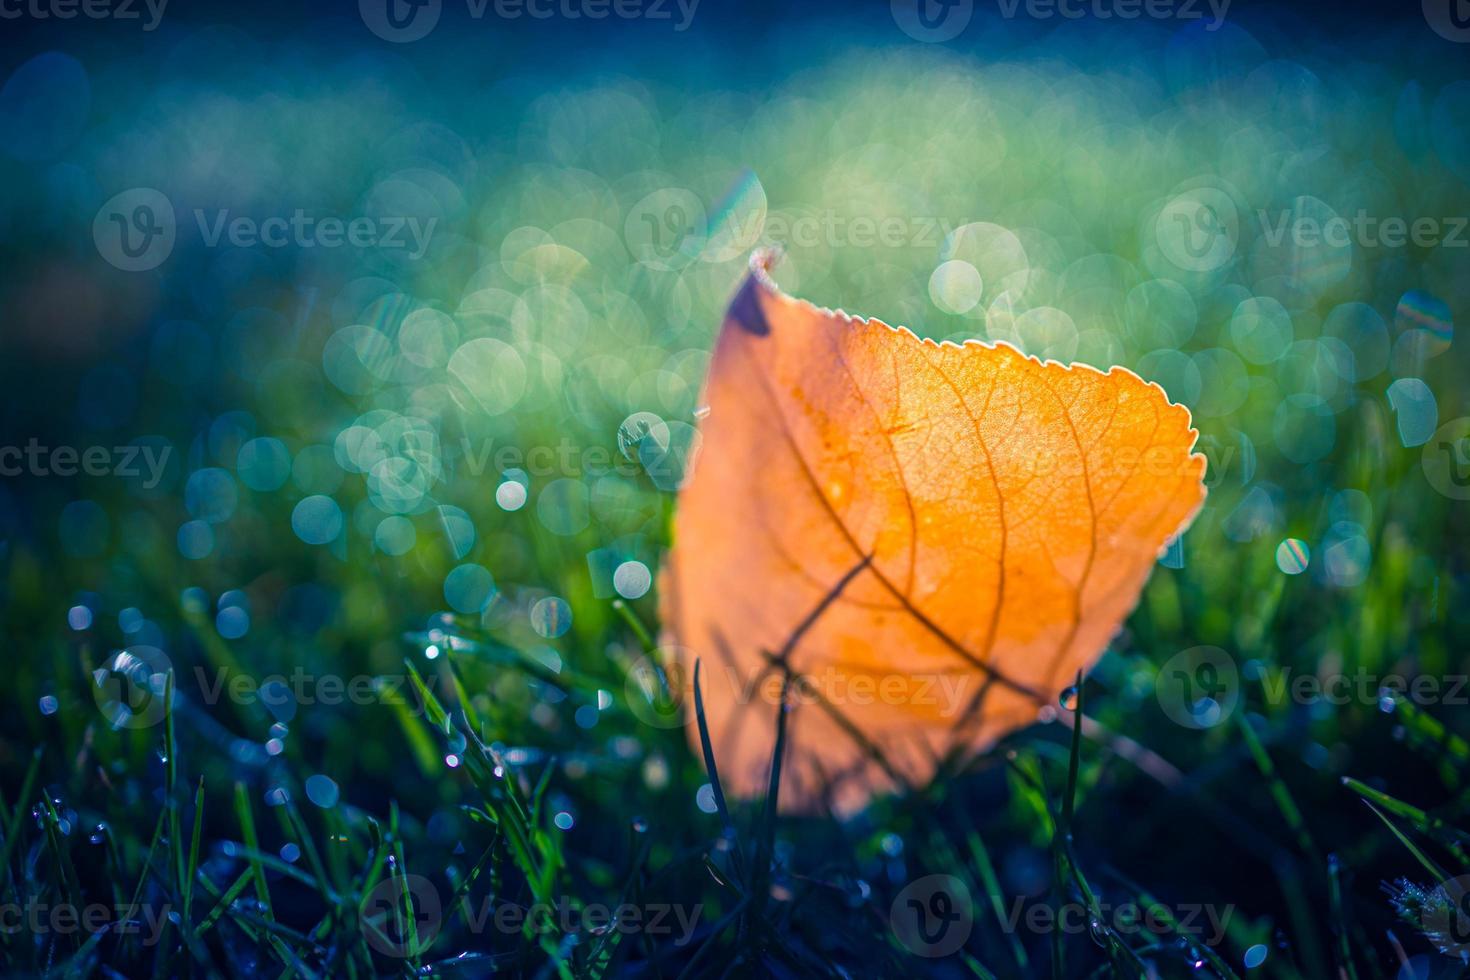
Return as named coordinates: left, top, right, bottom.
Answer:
left=1, top=1, right=1469, bottom=976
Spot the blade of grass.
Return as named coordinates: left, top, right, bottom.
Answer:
left=0, top=746, right=42, bottom=888
left=1238, top=714, right=1318, bottom=859
left=183, top=777, right=204, bottom=924
left=753, top=669, right=792, bottom=917
left=692, top=660, right=744, bottom=886
left=1062, top=671, right=1083, bottom=833
left=1364, top=801, right=1452, bottom=882
left=234, top=781, right=274, bottom=918
left=1327, top=854, right=1360, bottom=980
left=964, top=830, right=1028, bottom=972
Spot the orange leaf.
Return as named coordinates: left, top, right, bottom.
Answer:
left=659, top=253, right=1207, bottom=815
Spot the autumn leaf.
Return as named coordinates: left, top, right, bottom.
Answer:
left=658, top=251, right=1207, bottom=816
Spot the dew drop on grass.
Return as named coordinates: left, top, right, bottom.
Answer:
left=1059, top=686, right=1079, bottom=711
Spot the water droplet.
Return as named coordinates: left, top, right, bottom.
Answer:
left=1060, top=686, right=1079, bottom=711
